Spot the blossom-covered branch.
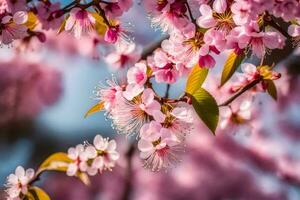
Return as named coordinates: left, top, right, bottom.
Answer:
left=4, top=135, right=119, bottom=200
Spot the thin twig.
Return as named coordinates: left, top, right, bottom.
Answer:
left=141, top=35, right=168, bottom=59
left=165, top=84, right=171, bottom=98
left=264, top=13, right=290, bottom=38
left=121, top=143, right=135, bottom=200
left=185, top=2, right=196, bottom=24
left=218, top=79, right=261, bottom=107
left=94, top=3, right=111, bottom=26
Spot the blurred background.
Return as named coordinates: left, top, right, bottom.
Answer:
left=1, top=1, right=300, bottom=200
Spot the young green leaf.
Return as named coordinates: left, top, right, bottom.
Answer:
left=38, top=152, right=72, bottom=173
left=91, top=12, right=108, bottom=36
left=84, top=101, right=105, bottom=118
left=220, top=51, right=245, bottom=87
left=266, top=80, right=277, bottom=100
left=25, top=12, right=38, bottom=30
left=185, top=64, right=209, bottom=94
left=57, top=16, right=68, bottom=34
left=28, top=187, right=51, bottom=200
left=78, top=172, right=91, bottom=186
left=190, top=88, right=219, bottom=134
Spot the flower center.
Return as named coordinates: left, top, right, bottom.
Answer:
left=156, top=0, right=168, bottom=11
left=157, top=146, right=169, bottom=157
left=231, top=113, right=245, bottom=124
left=184, top=30, right=205, bottom=51
left=152, top=137, right=162, bottom=147
left=213, top=11, right=235, bottom=33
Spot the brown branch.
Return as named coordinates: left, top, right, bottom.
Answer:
left=185, top=2, right=196, bottom=25
left=121, top=143, right=136, bottom=200
left=218, top=79, right=261, bottom=107
left=266, top=20, right=290, bottom=38
left=264, top=13, right=290, bottom=38
left=93, top=2, right=111, bottom=26
left=49, top=0, right=110, bottom=27
left=141, top=35, right=168, bottom=59
left=165, top=84, right=171, bottom=98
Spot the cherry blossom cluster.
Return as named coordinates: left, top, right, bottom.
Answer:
left=5, top=166, right=35, bottom=200
left=0, top=0, right=133, bottom=46
left=66, top=135, right=119, bottom=176
left=92, top=0, right=296, bottom=171
left=1, top=0, right=299, bottom=63
left=230, top=63, right=281, bottom=93
left=216, top=63, right=281, bottom=135
left=1, top=0, right=299, bottom=73
left=96, top=60, right=195, bottom=171
left=4, top=134, right=119, bottom=200
left=144, top=0, right=299, bottom=69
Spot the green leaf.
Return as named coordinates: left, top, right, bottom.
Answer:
left=185, top=64, right=209, bottom=94
left=38, top=152, right=72, bottom=173
left=84, top=101, right=105, bottom=118
left=220, top=51, right=245, bottom=87
left=28, top=187, right=51, bottom=200
left=266, top=80, right=277, bottom=100
left=190, top=88, right=219, bottom=134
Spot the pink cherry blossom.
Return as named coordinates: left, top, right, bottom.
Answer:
left=168, top=104, right=194, bottom=141
left=138, top=121, right=182, bottom=171
left=104, top=24, right=120, bottom=43
left=143, top=0, right=170, bottom=14
left=0, top=13, right=28, bottom=45
left=148, top=1, right=191, bottom=33
left=104, top=21, right=131, bottom=44
left=5, top=166, right=35, bottom=199
left=105, top=43, right=142, bottom=70
left=65, top=8, right=96, bottom=39
left=91, top=135, right=120, bottom=173
left=123, top=83, right=144, bottom=101
left=127, top=61, right=148, bottom=85
left=37, top=2, right=63, bottom=30
left=230, top=63, right=260, bottom=92
left=0, top=0, right=8, bottom=14
left=203, top=29, right=226, bottom=52
left=231, top=22, right=284, bottom=58
left=272, top=0, right=299, bottom=22
left=231, top=1, right=256, bottom=25
left=229, top=63, right=280, bottom=94
left=95, top=77, right=123, bottom=112
left=219, top=99, right=253, bottom=135
left=161, top=31, right=207, bottom=68
left=6, top=0, right=27, bottom=13
left=110, top=88, right=165, bottom=136
left=150, top=49, right=179, bottom=83
left=109, top=93, right=151, bottom=136
left=67, top=144, right=97, bottom=176
left=197, top=4, right=217, bottom=29
left=240, top=63, right=260, bottom=82
left=100, top=0, right=133, bottom=18
left=139, top=88, right=165, bottom=123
